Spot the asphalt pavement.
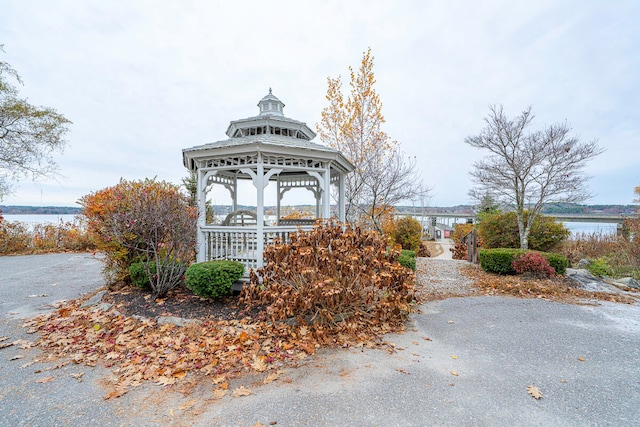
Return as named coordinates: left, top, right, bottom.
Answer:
left=1, top=253, right=639, bottom=426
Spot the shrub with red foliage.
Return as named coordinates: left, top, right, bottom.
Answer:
left=512, top=252, right=556, bottom=277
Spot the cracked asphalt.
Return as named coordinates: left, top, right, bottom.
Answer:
left=1, top=253, right=639, bottom=426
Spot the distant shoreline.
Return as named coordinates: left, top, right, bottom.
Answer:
left=1, top=203, right=637, bottom=216
left=0, top=206, right=82, bottom=215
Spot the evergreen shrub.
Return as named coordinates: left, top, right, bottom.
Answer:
left=479, top=248, right=568, bottom=275
left=398, top=250, right=416, bottom=271
left=185, top=260, right=245, bottom=298
left=128, top=262, right=155, bottom=290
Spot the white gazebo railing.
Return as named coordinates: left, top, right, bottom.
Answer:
left=201, top=225, right=314, bottom=272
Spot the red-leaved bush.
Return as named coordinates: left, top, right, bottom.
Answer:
left=512, top=252, right=556, bottom=277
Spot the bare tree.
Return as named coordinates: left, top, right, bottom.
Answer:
left=466, top=105, right=604, bottom=249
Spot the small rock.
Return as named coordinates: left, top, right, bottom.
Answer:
left=92, top=302, right=113, bottom=312
left=576, top=259, right=591, bottom=269
left=157, top=316, right=196, bottom=327
left=81, top=290, right=107, bottom=308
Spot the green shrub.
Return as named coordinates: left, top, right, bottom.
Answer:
left=477, top=211, right=569, bottom=252
left=398, top=250, right=416, bottom=271
left=479, top=248, right=525, bottom=274
left=129, top=262, right=154, bottom=290
left=479, top=248, right=568, bottom=275
left=544, top=252, right=568, bottom=275
left=185, top=261, right=245, bottom=298
left=393, top=217, right=422, bottom=252
left=588, top=257, right=613, bottom=277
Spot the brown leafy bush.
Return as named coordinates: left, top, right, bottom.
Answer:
left=80, top=178, right=197, bottom=296
left=416, top=241, right=431, bottom=257
left=240, top=221, right=416, bottom=340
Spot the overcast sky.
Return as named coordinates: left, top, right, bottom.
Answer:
left=1, top=0, right=638, bottom=208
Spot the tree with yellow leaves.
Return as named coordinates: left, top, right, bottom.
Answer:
left=317, top=48, right=427, bottom=233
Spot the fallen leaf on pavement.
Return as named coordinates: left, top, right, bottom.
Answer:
left=396, top=368, right=410, bottom=375
left=447, top=321, right=455, bottom=324
left=451, top=355, right=458, bottom=359
left=9, top=355, right=24, bottom=361
left=70, top=372, right=85, bottom=382
left=178, top=400, right=198, bottom=411
left=263, top=372, right=280, bottom=384
left=232, top=386, right=252, bottom=397
left=212, top=388, right=228, bottom=400
left=527, top=385, right=543, bottom=400
left=450, top=370, right=458, bottom=376
left=35, top=376, right=55, bottom=383
left=103, top=387, right=128, bottom=400
left=578, top=357, right=585, bottom=362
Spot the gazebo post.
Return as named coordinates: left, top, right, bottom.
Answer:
left=232, top=176, right=238, bottom=212
left=276, top=178, right=281, bottom=225
left=255, top=162, right=265, bottom=269
left=196, top=167, right=207, bottom=262
left=322, top=167, right=331, bottom=219
left=338, top=173, right=346, bottom=222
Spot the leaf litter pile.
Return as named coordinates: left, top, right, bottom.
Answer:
left=24, top=298, right=321, bottom=400
left=462, top=264, right=638, bottom=305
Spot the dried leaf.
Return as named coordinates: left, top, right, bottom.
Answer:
left=577, top=357, right=585, bottom=362
left=451, top=355, right=458, bottom=360
left=527, top=385, right=543, bottom=400
left=9, top=355, right=24, bottom=361
left=232, top=386, right=253, bottom=397
left=396, top=368, right=410, bottom=375
left=263, top=372, right=280, bottom=384
left=155, top=376, right=177, bottom=386
left=103, top=387, right=128, bottom=400
left=212, top=388, right=228, bottom=400
left=450, top=370, right=458, bottom=376
left=251, top=356, right=267, bottom=372
left=70, top=372, right=85, bottom=382
left=35, top=376, right=55, bottom=383
left=178, top=399, right=197, bottom=411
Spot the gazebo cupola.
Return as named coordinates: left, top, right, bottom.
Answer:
left=183, top=90, right=354, bottom=270
left=258, top=88, right=284, bottom=116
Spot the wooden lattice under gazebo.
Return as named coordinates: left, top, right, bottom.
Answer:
left=182, top=89, right=354, bottom=272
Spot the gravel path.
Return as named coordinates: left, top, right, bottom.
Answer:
left=416, top=257, right=477, bottom=298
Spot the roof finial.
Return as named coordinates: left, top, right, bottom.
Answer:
left=268, top=87, right=272, bottom=95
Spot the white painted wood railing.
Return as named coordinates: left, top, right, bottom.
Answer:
left=200, top=225, right=313, bottom=271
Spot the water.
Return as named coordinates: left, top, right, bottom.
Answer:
left=2, top=214, right=619, bottom=237
left=563, top=222, right=618, bottom=237
left=2, top=214, right=81, bottom=229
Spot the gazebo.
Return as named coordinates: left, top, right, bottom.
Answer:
left=182, top=90, right=354, bottom=271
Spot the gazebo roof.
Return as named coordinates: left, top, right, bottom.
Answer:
left=183, top=90, right=354, bottom=173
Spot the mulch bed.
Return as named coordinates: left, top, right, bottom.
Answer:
left=103, top=285, right=264, bottom=322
